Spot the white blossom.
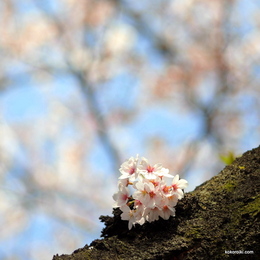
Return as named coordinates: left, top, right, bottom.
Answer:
left=113, top=156, right=188, bottom=229
left=171, top=174, right=188, bottom=199
left=112, top=185, right=130, bottom=207
left=119, top=155, right=139, bottom=181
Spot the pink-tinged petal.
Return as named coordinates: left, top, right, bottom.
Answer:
left=178, top=179, right=188, bottom=189
left=113, top=186, right=130, bottom=207
left=176, top=189, right=184, bottom=199
left=112, top=192, right=118, bottom=201
left=135, top=181, right=144, bottom=191
left=167, top=194, right=178, bottom=207
left=146, top=207, right=160, bottom=222
left=146, top=182, right=154, bottom=192
left=117, top=179, right=129, bottom=187
left=128, top=220, right=133, bottom=230
left=172, top=174, right=179, bottom=184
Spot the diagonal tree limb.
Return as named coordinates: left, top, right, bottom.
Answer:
left=53, top=145, right=260, bottom=260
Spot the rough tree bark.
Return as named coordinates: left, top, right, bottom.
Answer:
left=53, top=146, right=260, bottom=260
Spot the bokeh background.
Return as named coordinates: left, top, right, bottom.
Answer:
left=0, top=0, right=260, bottom=259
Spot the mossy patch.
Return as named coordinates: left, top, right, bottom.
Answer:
left=221, top=180, right=237, bottom=193
left=240, top=195, right=260, bottom=218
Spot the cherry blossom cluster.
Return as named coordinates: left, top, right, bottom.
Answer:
left=113, top=155, right=188, bottom=230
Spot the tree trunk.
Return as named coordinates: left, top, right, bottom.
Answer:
left=53, top=146, right=260, bottom=260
